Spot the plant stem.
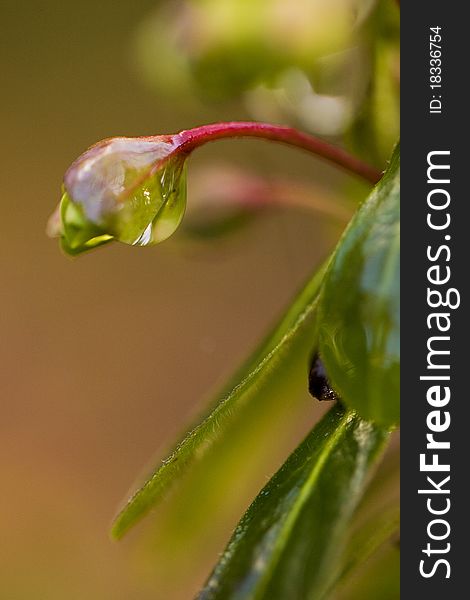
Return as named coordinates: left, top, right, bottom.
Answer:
left=176, top=122, right=382, bottom=185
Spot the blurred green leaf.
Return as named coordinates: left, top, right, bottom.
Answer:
left=347, top=0, right=400, bottom=166
left=198, top=405, right=389, bottom=600
left=318, top=144, right=399, bottom=425
left=112, top=262, right=328, bottom=539
left=333, top=543, right=400, bottom=600
left=138, top=331, right=320, bottom=586
left=329, top=503, right=399, bottom=594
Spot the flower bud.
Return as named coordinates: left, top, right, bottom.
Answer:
left=49, top=135, right=187, bottom=255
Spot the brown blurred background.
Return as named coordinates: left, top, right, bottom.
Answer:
left=0, top=1, right=370, bottom=598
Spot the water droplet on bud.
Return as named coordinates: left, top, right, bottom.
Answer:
left=49, top=135, right=187, bottom=254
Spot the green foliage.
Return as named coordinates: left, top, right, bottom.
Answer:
left=53, top=138, right=400, bottom=596
left=111, top=264, right=327, bottom=539
left=334, top=544, right=400, bottom=600
left=52, top=5, right=400, bottom=594
left=53, top=133, right=399, bottom=598
left=198, top=405, right=389, bottom=600
left=317, top=146, right=400, bottom=425
left=331, top=503, right=399, bottom=594
left=348, top=0, right=400, bottom=166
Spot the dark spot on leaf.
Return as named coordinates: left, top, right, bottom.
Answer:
left=308, top=353, right=339, bottom=402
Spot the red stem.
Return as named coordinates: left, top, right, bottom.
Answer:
left=176, top=122, right=381, bottom=185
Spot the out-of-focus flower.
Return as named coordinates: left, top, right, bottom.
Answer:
left=133, top=0, right=374, bottom=101
left=131, top=0, right=401, bottom=149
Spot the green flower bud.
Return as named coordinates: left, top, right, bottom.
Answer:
left=50, top=135, right=187, bottom=255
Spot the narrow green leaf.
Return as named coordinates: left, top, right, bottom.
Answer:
left=333, top=543, right=400, bottom=600
left=326, top=436, right=399, bottom=594
left=198, top=405, right=389, bottom=600
left=111, top=263, right=327, bottom=539
left=329, top=503, right=399, bottom=594
left=318, top=144, right=400, bottom=425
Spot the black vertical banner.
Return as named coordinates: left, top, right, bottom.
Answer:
left=401, top=3, right=468, bottom=597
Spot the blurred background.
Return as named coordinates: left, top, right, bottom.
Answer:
left=1, top=1, right=398, bottom=598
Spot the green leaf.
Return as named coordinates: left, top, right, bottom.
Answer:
left=317, top=144, right=400, bottom=425
left=333, top=543, right=400, bottom=600
left=111, top=263, right=327, bottom=539
left=136, top=343, right=319, bottom=587
left=198, top=405, right=389, bottom=600
left=347, top=0, right=400, bottom=167
left=326, top=433, right=399, bottom=593
left=330, top=503, right=399, bottom=594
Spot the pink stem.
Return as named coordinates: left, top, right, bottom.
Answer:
left=176, top=122, right=381, bottom=184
